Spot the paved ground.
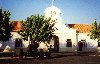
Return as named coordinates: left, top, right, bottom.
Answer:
left=0, top=53, right=100, bottom=64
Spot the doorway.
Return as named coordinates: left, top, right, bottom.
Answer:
left=78, top=40, right=86, bottom=51
left=53, top=35, right=59, bottom=52
left=78, top=41, right=83, bottom=51
left=15, top=38, right=22, bottom=48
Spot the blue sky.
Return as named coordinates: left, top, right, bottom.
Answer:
left=0, top=0, right=100, bottom=24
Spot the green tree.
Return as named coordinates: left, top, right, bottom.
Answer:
left=89, top=19, right=100, bottom=42
left=97, top=23, right=100, bottom=41
left=0, top=8, right=11, bottom=42
left=18, top=14, right=55, bottom=44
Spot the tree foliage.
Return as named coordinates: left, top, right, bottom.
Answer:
left=18, top=14, right=55, bottom=43
left=89, top=19, right=100, bottom=42
left=0, top=8, right=11, bottom=42
left=97, top=23, right=100, bottom=41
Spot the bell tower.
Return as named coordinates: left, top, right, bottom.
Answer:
left=44, top=0, right=63, bottom=29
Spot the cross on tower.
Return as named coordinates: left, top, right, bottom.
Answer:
left=52, top=0, right=55, bottom=6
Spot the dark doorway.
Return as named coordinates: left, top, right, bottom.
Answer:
left=53, top=35, right=59, bottom=52
left=78, top=41, right=83, bottom=51
left=78, top=40, right=86, bottom=51
left=15, top=38, right=22, bottom=48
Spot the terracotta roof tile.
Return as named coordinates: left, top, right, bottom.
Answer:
left=11, top=21, right=23, bottom=32
left=67, top=24, right=92, bottom=33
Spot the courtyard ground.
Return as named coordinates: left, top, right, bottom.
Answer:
left=0, top=52, right=100, bottom=64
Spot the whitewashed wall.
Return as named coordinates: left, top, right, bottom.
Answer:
left=78, top=33, right=98, bottom=51
left=0, top=32, right=29, bottom=52
left=54, top=28, right=77, bottom=52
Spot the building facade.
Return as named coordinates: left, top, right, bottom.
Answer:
left=44, top=5, right=99, bottom=52
left=0, top=4, right=99, bottom=53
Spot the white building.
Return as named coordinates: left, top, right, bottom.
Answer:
left=0, top=21, right=29, bottom=52
left=44, top=3, right=99, bottom=52
left=0, top=1, right=99, bottom=53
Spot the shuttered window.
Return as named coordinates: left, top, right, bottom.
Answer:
left=66, top=39, right=72, bottom=47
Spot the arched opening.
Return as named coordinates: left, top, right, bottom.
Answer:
left=15, top=38, right=22, bottom=48
left=53, top=35, right=59, bottom=52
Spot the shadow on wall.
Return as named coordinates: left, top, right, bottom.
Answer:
left=86, top=41, right=97, bottom=51
left=87, top=42, right=96, bottom=48
left=75, top=40, right=97, bottom=52
left=0, top=38, right=15, bottom=52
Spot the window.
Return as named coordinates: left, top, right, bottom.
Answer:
left=98, top=42, right=100, bottom=47
left=66, top=39, right=72, bottom=47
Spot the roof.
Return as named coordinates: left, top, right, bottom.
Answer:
left=67, top=24, right=92, bottom=33
left=10, top=21, right=92, bottom=33
left=11, top=21, right=23, bottom=32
